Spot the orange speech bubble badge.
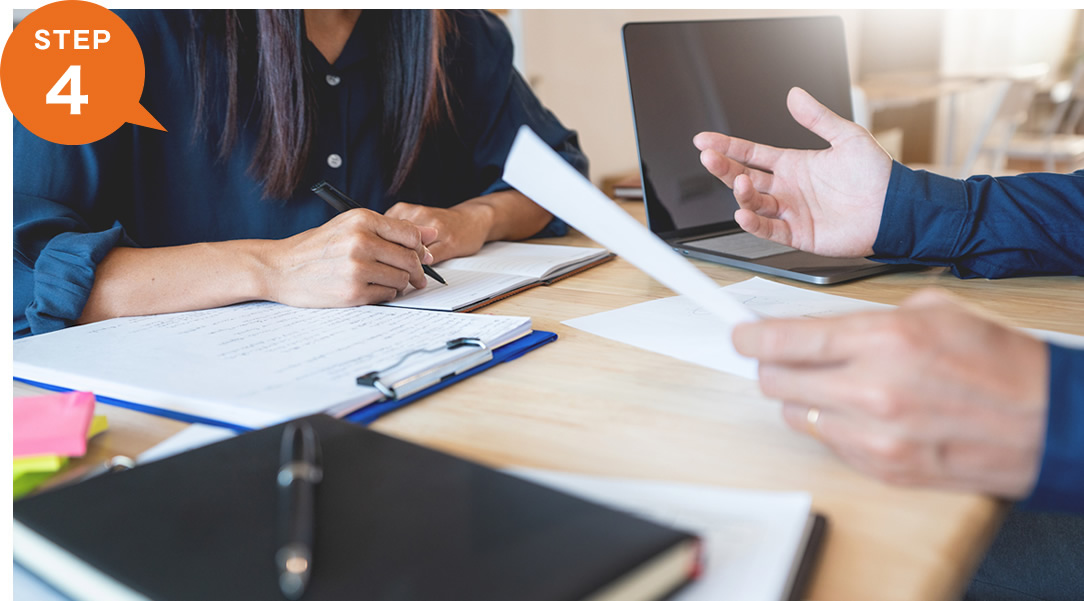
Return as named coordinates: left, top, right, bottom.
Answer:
left=1, top=0, right=165, bottom=145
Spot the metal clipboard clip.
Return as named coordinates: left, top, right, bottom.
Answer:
left=355, top=337, right=492, bottom=402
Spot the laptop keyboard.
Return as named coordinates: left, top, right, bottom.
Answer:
left=682, top=232, right=794, bottom=259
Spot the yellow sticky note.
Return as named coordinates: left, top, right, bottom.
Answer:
left=14, top=471, right=58, bottom=499
left=13, top=455, right=66, bottom=480
left=88, top=414, right=109, bottom=439
left=13, top=457, right=69, bottom=499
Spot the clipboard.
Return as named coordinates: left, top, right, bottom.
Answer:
left=345, top=329, right=557, bottom=425
left=13, top=377, right=252, bottom=432
left=15, top=330, right=558, bottom=432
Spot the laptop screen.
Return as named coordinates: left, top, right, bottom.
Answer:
left=622, top=16, right=854, bottom=239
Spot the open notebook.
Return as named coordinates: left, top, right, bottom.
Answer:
left=13, top=302, right=536, bottom=429
left=386, top=241, right=613, bottom=311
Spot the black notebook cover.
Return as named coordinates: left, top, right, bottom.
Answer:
left=14, top=415, right=698, bottom=601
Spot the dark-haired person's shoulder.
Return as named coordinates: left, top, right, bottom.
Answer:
left=445, top=10, right=513, bottom=57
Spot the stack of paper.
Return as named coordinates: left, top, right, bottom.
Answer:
left=13, top=391, right=108, bottom=498
left=509, top=468, right=820, bottom=601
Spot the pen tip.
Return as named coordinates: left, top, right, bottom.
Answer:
left=423, top=266, right=447, bottom=285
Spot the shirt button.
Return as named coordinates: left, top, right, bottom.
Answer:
left=325, top=74, right=341, bottom=86
left=327, top=154, right=343, bottom=168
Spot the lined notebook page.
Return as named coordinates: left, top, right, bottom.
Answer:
left=437, top=242, right=608, bottom=280
left=386, top=269, right=534, bottom=311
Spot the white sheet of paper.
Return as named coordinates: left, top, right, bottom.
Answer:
left=504, top=126, right=758, bottom=328
left=14, top=562, right=70, bottom=601
left=565, top=276, right=1084, bottom=378
left=721, top=277, right=894, bottom=317
left=567, top=293, right=758, bottom=379
left=691, top=279, right=1084, bottom=353
left=138, top=423, right=238, bottom=464
left=14, top=303, right=531, bottom=428
left=1023, top=327, right=1084, bottom=349
left=508, top=468, right=813, bottom=601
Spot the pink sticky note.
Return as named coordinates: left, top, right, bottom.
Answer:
left=13, top=391, right=97, bottom=458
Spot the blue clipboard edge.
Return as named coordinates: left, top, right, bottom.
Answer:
left=12, top=378, right=253, bottom=433
left=343, top=329, right=558, bottom=425
left=13, top=329, right=558, bottom=432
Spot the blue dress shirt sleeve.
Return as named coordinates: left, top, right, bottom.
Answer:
left=1020, top=344, right=1084, bottom=514
left=871, top=162, right=1084, bottom=278
left=14, top=124, right=136, bottom=338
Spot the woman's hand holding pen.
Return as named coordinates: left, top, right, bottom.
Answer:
left=385, top=202, right=492, bottom=264
left=263, top=208, right=439, bottom=306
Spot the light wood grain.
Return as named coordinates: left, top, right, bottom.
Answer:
left=15, top=199, right=1083, bottom=601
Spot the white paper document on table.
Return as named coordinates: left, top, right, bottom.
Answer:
left=563, top=277, right=887, bottom=379
left=509, top=468, right=817, bottom=601
left=565, top=277, right=1084, bottom=378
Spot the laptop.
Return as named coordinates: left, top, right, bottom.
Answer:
left=622, top=16, right=900, bottom=285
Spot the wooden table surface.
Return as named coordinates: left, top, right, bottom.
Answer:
left=16, top=201, right=1084, bottom=601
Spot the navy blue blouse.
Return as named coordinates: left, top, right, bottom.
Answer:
left=14, top=10, right=587, bottom=338
left=873, top=163, right=1084, bottom=514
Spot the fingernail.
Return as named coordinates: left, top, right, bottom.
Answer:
left=424, top=250, right=434, bottom=263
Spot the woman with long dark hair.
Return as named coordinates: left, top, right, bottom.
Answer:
left=14, top=9, right=587, bottom=337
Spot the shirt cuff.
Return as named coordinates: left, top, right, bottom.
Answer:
left=483, top=138, right=583, bottom=239
left=484, top=137, right=590, bottom=196
left=870, top=162, right=969, bottom=264
left=24, top=225, right=127, bottom=336
left=1019, top=344, right=1084, bottom=515
left=533, top=216, right=569, bottom=238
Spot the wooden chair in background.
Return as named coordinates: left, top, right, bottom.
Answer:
left=906, top=75, right=1040, bottom=178
left=999, top=59, right=1084, bottom=173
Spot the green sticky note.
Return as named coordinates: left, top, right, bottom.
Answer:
left=13, top=455, right=66, bottom=480
left=12, top=457, right=69, bottom=499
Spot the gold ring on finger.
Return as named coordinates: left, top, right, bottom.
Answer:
left=805, top=407, right=822, bottom=440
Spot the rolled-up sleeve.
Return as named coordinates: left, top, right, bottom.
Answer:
left=871, top=162, right=1084, bottom=278
left=14, top=123, right=133, bottom=338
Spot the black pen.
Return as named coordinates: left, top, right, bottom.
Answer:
left=311, top=181, right=447, bottom=285
left=276, top=421, right=322, bottom=600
